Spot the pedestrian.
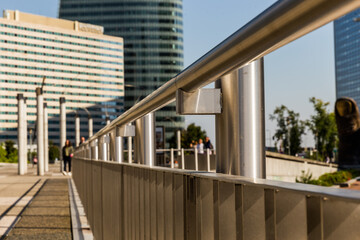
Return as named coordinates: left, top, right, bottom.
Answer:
left=197, top=138, right=204, bottom=154
left=80, top=136, right=85, bottom=145
left=62, top=139, right=74, bottom=176
left=204, top=137, right=213, bottom=149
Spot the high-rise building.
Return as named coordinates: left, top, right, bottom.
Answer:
left=334, top=9, right=360, bottom=104
left=0, top=10, right=124, bottom=145
left=59, top=0, right=185, bottom=145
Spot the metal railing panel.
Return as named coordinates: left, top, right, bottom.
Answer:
left=85, top=160, right=93, bottom=231
left=322, top=197, right=360, bottom=240
left=173, top=173, right=185, bottom=240
left=243, top=185, right=266, bottom=239
left=102, top=163, right=121, bottom=240
left=197, top=178, right=214, bottom=240
left=306, top=196, right=322, bottom=240
left=217, top=181, right=237, bottom=240
left=91, top=161, right=103, bottom=240
left=164, top=172, right=174, bottom=240
left=143, top=168, right=151, bottom=239
left=275, top=190, right=307, bottom=239
left=149, top=169, right=157, bottom=239
left=72, top=158, right=360, bottom=240
left=156, top=171, right=165, bottom=240
left=138, top=168, right=145, bottom=240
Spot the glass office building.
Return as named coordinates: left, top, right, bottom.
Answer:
left=334, top=9, right=360, bottom=105
left=59, top=0, right=185, bottom=145
left=0, top=10, right=124, bottom=145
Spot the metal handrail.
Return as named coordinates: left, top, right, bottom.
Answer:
left=84, top=0, right=360, bottom=145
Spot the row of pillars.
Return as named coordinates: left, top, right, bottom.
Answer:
left=16, top=88, right=49, bottom=175
left=17, top=88, right=94, bottom=175
left=77, top=59, right=265, bottom=179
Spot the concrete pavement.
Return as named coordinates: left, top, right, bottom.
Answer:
left=0, top=162, right=92, bottom=239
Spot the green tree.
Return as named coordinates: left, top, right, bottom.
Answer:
left=168, top=123, right=207, bottom=148
left=48, top=141, right=60, bottom=163
left=270, top=105, right=306, bottom=155
left=4, top=140, right=18, bottom=163
left=306, top=97, right=337, bottom=161
left=0, top=143, right=7, bottom=162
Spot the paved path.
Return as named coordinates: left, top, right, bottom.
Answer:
left=0, top=162, right=89, bottom=240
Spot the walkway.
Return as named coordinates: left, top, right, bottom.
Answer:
left=0, top=163, right=91, bottom=240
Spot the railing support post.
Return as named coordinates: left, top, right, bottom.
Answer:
left=128, top=136, right=132, bottom=163
left=88, top=116, right=93, bottom=138
left=36, top=88, right=44, bottom=176
left=44, top=103, right=49, bottom=172
left=135, top=113, right=155, bottom=166
left=206, top=148, right=211, bottom=172
left=75, top=112, right=80, bottom=147
left=59, top=97, right=66, bottom=172
left=91, top=139, right=98, bottom=160
left=194, top=147, right=198, bottom=171
left=181, top=148, right=185, bottom=170
left=98, top=135, right=109, bottom=161
left=215, top=58, right=265, bottom=178
left=17, top=94, right=27, bottom=175
left=170, top=148, right=174, bottom=168
left=177, top=129, right=181, bottom=156
left=115, top=127, right=123, bottom=163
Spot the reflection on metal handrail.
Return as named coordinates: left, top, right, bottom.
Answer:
left=82, top=0, right=360, bottom=146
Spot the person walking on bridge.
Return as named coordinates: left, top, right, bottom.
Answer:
left=62, top=140, right=74, bottom=176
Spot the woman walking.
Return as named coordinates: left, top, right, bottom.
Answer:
left=62, top=140, right=73, bottom=176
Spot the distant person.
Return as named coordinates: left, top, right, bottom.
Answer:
left=204, top=137, right=213, bottom=150
left=62, top=139, right=74, bottom=176
left=80, top=137, right=85, bottom=145
left=197, top=139, right=204, bottom=154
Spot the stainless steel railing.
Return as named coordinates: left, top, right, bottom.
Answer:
left=75, top=0, right=360, bottom=178
left=72, top=1, right=360, bottom=239
left=81, top=0, right=360, bottom=143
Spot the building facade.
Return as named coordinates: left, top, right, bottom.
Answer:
left=0, top=10, right=124, bottom=145
left=334, top=9, right=360, bottom=105
left=59, top=0, right=185, bottom=145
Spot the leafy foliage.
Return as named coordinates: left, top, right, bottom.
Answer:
left=306, top=97, right=338, bottom=161
left=270, top=105, right=306, bottom=155
left=49, top=141, right=60, bottom=163
left=0, top=143, right=7, bottom=162
left=0, top=141, right=18, bottom=163
left=168, top=123, right=207, bottom=148
left=296, top=169, right=360, bottom=186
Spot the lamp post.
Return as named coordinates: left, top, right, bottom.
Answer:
left=286, top=117, right=291, bottom=155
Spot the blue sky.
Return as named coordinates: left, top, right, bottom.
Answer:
left=1, top=0, right=338, bottom=147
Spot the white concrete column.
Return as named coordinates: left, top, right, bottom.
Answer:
left=17, top=94, right=27, bottom=175
left=75, top=112, right=80, bottom=147
left=88, top=116, right=93, bottom=138
left=59, top=97, right=66, bottom=172
left=36, top=88, right=44, bottom=176
left=44, top=103, right=49, bottom=172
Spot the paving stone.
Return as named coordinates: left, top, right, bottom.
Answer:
left=22, top=207, right=70, bottom=216
left=36, top=191, right=68, bottom=196
left=7, top=207, right=25, bottom=216
left=15, top=216, right=71, bottom=229
left=30, top=200, right=69, bottom=208
left=0, top=216, right=16, bottom=227
left=6, top=228, right=71, bottom=240
left=32, top=196, right=68, bottom=201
